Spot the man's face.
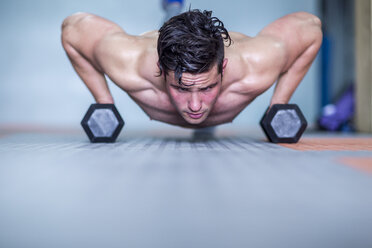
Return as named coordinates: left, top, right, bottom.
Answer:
left=165, top=60, right=227, bottom=125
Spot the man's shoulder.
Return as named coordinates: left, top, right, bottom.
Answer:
left=139, top=30, right=159, bottom=38
left=95, top=31, right=146, bottom=59
left=227, top=32, right=284, bottom=72
left=227, top=30, right=286, bottom=67
left=222, top=33, right=287, bottom=97
left=94, top=30, right=160, bottom=90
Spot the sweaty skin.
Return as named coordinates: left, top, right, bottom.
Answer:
left=61, top=11, right=322, bottom=128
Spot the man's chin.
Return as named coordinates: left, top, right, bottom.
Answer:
left=185, top=119, right=205, bottom=125
left=183, top=112, right=208, bottom=125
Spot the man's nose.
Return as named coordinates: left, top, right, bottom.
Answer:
left=188, top=93, right=202, bottom=112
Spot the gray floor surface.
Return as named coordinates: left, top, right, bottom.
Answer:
left=0, top=131, right=372, bottom=248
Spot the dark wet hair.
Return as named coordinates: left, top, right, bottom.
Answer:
left=157, top=9, right=232, bottom=85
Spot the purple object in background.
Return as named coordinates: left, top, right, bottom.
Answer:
left=318, top=85, right=355, bottom=131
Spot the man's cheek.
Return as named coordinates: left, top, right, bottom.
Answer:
left=170, top=91, right=182, bottom=103
left=172, top=94, right=187, bottom=107
left=203, top=92, right=218, bottom=104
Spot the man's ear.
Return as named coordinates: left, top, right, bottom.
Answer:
left=222, top=58, right=228, bottom=75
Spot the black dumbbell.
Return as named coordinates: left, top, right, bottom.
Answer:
left=81, top=104, right=124, bottom=143
left=260, top=104, right=307, bottom=143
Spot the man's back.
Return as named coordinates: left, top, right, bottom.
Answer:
left=61, top=11, right=322, bottom=128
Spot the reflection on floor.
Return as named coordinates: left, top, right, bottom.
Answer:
left=0, top=127, right=372, bottom=248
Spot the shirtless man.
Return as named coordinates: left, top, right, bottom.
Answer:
left=61, top=9, right=322, bottom=129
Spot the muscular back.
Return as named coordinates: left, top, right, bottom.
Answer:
left=62, top=12, right=322, bottom=127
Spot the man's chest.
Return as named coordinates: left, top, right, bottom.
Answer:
left=128, top=85, right=256, bottom=128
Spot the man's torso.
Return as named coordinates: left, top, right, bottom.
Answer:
left=94, top=30, right=287, bottom=128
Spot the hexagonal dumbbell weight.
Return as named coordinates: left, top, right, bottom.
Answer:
left=81, top=104, right=124, bottom=143
left=260, top=104, right=307, bottom=143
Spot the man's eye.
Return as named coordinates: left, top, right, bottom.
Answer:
left=177, top=87, right=188, bottom=92
left=201, top=86, right=213, bottom=91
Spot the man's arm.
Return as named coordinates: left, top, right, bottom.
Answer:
left=258, top=12, right=323, bottom=106
left=61, top=12, right=124, bottom=104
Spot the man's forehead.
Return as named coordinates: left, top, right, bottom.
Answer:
left=167, top=67, right=220, bottom=87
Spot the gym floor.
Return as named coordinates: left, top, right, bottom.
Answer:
left=0, top=126, right=372, bottom=248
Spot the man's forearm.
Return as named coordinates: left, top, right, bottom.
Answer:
left=270, top=63, right=311, bottom=106
left=62, top=42, right=114, bottom=104
left=270, top=37, right=322, bottom=106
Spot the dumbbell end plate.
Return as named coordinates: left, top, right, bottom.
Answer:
left=81, top=104, right=125, bottom=143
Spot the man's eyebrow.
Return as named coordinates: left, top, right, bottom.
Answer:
left=170, top=82, right=217, bottom=90
left=199, top=82, right=218, bottom=89
left=170, top=84, right=186, bottom=88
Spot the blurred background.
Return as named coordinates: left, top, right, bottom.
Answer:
left=0, top=0, right=366, bottom=133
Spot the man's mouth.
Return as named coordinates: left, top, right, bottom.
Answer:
left=187, top=112, right=204, bottom=119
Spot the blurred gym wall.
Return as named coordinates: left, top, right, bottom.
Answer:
left=0, top=0, right=320, bottom=131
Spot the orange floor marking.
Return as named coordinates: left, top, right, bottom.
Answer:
left=280, top=137, right=372, bottom=151
left=338, top=157, right=372, bottom=175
